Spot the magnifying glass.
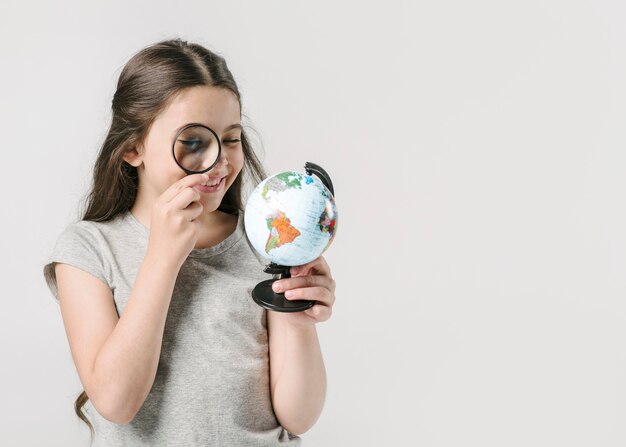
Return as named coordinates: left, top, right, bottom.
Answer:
left=172, top=123, right=222, bottom=175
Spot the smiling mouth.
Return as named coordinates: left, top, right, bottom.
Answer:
left=201, top=176, right=225, bottom=187
left=195, top=176, right=226, bottom=193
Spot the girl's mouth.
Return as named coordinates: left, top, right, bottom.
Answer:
left=194, top=176, right=225, bottom=193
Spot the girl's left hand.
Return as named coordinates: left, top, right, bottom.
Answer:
left=271, top=255, right=336, bottom=328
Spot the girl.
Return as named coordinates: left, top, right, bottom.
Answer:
left=43, top=38, right=336, bottom=446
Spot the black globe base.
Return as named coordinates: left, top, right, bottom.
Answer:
left=252, top=280, right=315, bottom=312
left=251, top=262, right=316, bottom=313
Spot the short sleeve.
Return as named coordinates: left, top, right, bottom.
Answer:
left=43, top=222, right=111, bottom=304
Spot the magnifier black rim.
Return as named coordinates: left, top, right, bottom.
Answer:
left=171, top=122, right=222, bottom=175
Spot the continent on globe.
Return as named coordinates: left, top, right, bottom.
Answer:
left=265, top=210, right=302, bottom=254
left=319, top=202, right=337, bottom=251
left=318, top=203, right=336, bottom=237
left=261, top=172, right=314, bottom=201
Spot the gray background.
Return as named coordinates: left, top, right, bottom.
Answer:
left=2, top=0, right=626, bottom=445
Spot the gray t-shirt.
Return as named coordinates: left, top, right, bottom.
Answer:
left=43, top=209, right=302, bottom=446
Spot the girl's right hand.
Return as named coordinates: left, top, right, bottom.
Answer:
left=146, top=173, right=210, bottom=269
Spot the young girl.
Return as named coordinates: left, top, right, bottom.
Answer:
left=42, top=38, right=336, bottom=446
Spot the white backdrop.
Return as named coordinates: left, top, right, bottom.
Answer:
left=2, top=0, right=626, bottom=446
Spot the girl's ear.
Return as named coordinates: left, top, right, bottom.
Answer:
left=122, top=144, right=144, bottom=168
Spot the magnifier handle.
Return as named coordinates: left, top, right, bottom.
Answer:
left=304, top=162, right=335, bottom=197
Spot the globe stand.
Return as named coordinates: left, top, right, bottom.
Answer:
left=252, top=262, right=316, bottom=312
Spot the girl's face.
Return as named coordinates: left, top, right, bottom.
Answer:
left=126, top=85, right=244, bottom=212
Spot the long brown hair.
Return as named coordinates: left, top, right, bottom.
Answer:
left=73, top=38, right=268, bottom=441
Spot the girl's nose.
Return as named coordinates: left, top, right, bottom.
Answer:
left=216, top=149, right=230, bottom=168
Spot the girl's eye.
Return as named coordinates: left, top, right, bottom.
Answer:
left=181, top=139, right=200, bottom=146
left=223, top=139, right=241, bottom=145
left=180, top=139, right=202, bottom=152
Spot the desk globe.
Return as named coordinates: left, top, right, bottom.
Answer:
left=244, top=162, right=338, bottom=312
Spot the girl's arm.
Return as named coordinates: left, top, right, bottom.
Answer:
left=57, top=174, right=208, bottom=424
left=268, top=318, right=327, bottom=435
left=267, top=256, right=336, bottom=435
left=57, top=249, right=180, bottom=424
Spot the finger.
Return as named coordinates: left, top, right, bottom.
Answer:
left=169, top=186, right=202, bottom=212
left=290, top=255, right=332, bottom=278
left=276, top=275, right=335, bottom=295
left=305, top=304, right=332, bottom=321
left=283, top=286, right=333, bottom=306
left=180, top=200, right=204, bottom=221
left=160, top=173, right=209, bottom=203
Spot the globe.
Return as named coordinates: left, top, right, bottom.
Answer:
left=244, top=169, right=338, bottom=267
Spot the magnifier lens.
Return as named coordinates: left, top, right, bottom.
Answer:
left=173, top=125, right=220, bottom=173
